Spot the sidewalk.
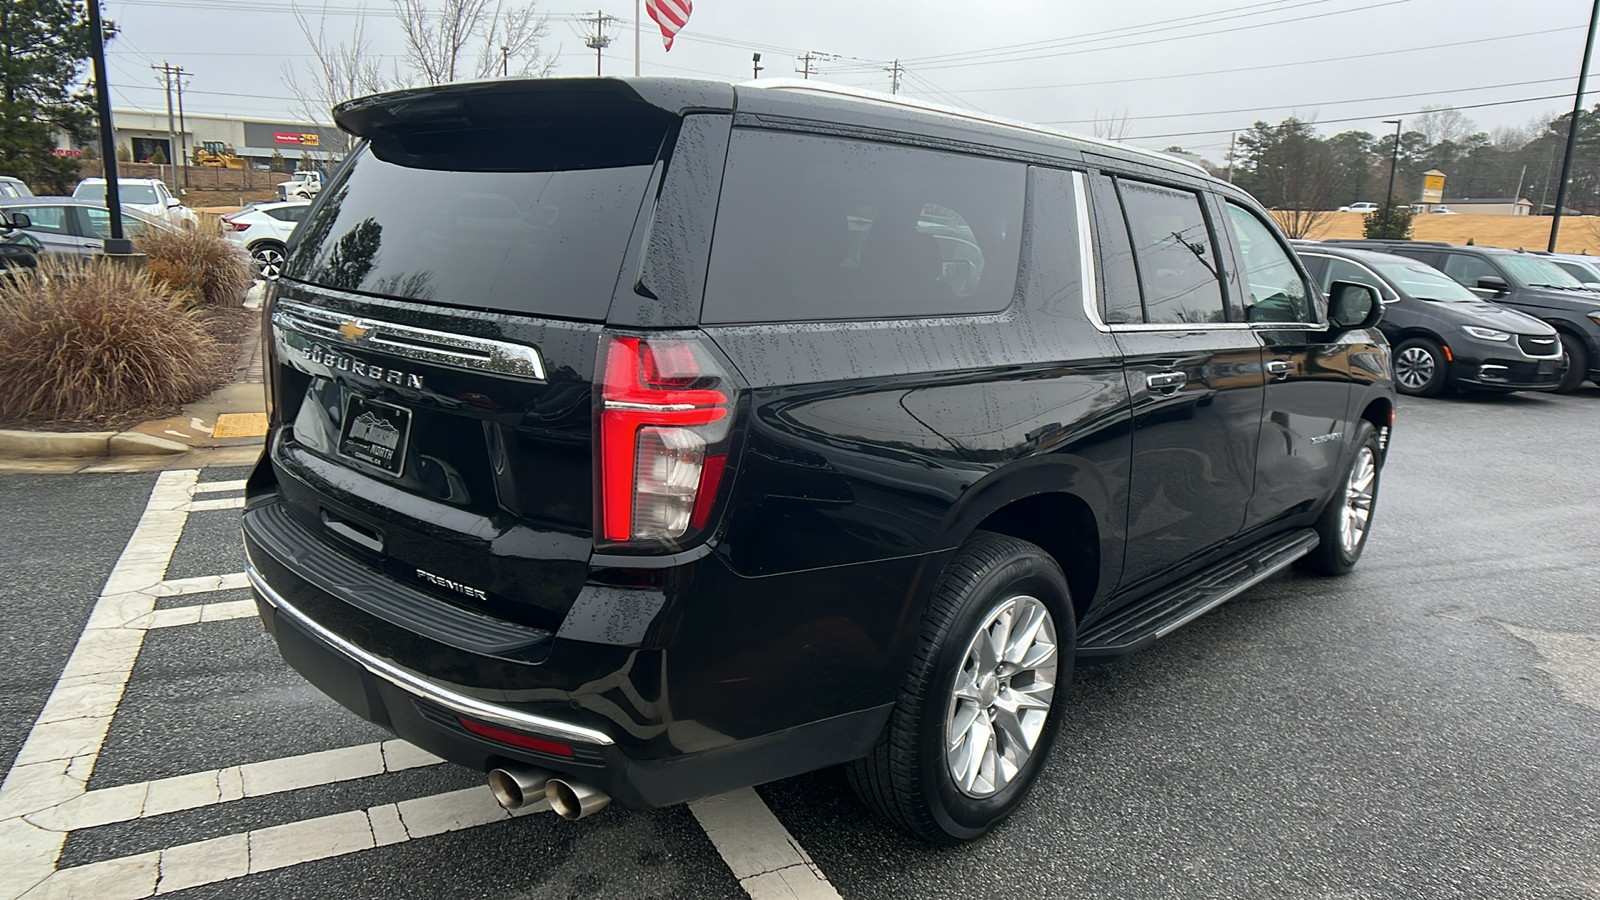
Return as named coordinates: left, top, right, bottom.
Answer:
left=0, top=289, right=270, bottom=474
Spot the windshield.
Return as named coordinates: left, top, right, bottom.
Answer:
left=1369, top=259, right=1480, bottom=302
left=1498, top=254, right=1585, bottom=288
left=74, top=183, right=160, bottom=205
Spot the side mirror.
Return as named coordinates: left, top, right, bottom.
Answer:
left=4, top=212, right=31, bottom=230
left=1328, top=281, right=1383, bottom=331
left=166, top=197, right=181, bottom=207
left=1476, top=275, right=1510, bottom=295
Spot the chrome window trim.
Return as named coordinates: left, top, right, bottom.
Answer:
left=273, top=298, right=546, bottom=382
left=1109, top=322, right=1256, bottom=332
left=1071, top=171, right=1107, bottom=332
left=248, top=568, right=615, bottom=747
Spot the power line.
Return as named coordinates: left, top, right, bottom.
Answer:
left=911, top=0, right=1416, bottom=72
left=939, top=25, right=1582, bottom=95
left=1126, top=92, right=1577, bottom=142
left=901, top=0, right=1333, bottom=66
left=1036, top=73, right=1600, bottom=126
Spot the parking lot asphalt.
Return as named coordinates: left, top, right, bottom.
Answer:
left=2, top=386, right=1597, bottom=900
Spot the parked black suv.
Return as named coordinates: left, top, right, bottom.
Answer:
left=1295, top=244, right=1564, bottom=395
left=244, top=78, right=1396, bottom=843
left=1327, top=240, right=1600, bottom=392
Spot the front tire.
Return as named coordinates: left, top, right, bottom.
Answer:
left=1301, top=421, right=1382, bottom=575
left=1555, top=332, right=1588, bottom=394
left=1393, top=338, right=1447, bottom=397
left=847, top=532, right=1074, bottom=843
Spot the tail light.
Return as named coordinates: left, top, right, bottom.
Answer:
left=598, top=335, right=736, bottom=546
left=220, top=217, right=250, bottom=232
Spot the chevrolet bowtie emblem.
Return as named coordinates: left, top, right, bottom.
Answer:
left=338, top=320, right=368, bottom=341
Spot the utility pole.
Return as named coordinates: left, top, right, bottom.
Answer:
left=797, top=51, right=814, bottom=79
left=582, top=10, right=616, bottom=76
left=1380, top=119, right=1402, bottom=238
left=887, top=59, right=903, bottom=95
left=501, top=45, right=509, bottom=76
left=86, top=0, right=132, bottom=255
left=175, top=67, right=189, bottom=189
left=1549, top=0, right=1599, bottom=251
left=152, top=61, right=177, bottom=186
left=634, top=0, right=640, bottom=76
left=752, top=52, right=762, bottom=79
left=796, top=51, right=837, bottom=80
left=1225, top=132, right=1237, bottom=183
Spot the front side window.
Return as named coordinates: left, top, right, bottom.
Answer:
left=701, top=130, right=1025, bottom=324
left=1118, top=181, right=1225, bottom=325
left=1368, top=258, right=1479, bottom=302
left=1439, top=253, right=1500, bottom=289
left=1225, top=203, right=1313, bottom=323
left=1320, top=258, right=1387, bottom=300
left=12, top=206, right=68, bottom=235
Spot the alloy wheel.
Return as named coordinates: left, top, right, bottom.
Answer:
left=1394, top=346, right=1436, bottom=390
left=252, top=246, right=285, bottom=280
left=945, top=594, right=1058, bottom=798
left=1340, top=446, right=1377, bottom=555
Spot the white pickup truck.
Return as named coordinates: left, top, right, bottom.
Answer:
left=277, top=171, right=323, bottom=201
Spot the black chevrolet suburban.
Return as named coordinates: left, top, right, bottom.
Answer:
left=244, top=77, right=1396, bottom=843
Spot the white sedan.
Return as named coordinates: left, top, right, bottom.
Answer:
left=71, top=178, right=199, bottom=230
left=220, top=200, right=311, bottom=279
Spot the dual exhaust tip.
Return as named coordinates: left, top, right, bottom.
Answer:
left=488, top=765, right=610, bottom=821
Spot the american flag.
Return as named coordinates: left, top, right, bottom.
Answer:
left=646, top=0, right=692, bottom=51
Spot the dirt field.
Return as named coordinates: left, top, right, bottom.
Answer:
left=1294, top=212, right=1600, bottom=255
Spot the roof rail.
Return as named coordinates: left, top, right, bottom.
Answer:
left=739, top=78, right=1208, bottom=176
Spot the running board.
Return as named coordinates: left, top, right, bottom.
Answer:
left=1076, top=529, right=1319, bottom=662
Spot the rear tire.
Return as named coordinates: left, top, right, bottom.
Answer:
left=1301, top=421, right=1382, bottom=576
left=250, top=242, right=287, bottom=280
left=847, top=531, right=1074, bottom=843
left=1556, top=332, right=1588, bottom=394
left=1393, top=338, right=1447, bottom=397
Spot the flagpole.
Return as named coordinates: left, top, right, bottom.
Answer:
left=634, top=0, right=640, bottom=76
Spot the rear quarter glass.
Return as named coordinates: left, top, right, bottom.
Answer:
left=285, top=122, right=667, bottom=320
left=700, top=129, right=1026, bottom=324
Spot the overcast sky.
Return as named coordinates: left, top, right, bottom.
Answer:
left=101, top=0, right=1594, bottom=163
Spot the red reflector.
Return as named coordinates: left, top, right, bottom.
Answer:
left=690, top=453, right=727, bottom=529
left=457, top=718, right=574, bottom=757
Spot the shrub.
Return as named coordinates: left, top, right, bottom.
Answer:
left=0, top=258, right=221, bottom=422
left=1363, top=201, right=1415, bottom=240
left=136, top=228, right=253, bottom=307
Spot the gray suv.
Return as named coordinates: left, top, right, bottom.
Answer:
left=1326, top=240, right=1600, bottom=392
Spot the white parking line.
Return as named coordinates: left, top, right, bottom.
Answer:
left=189, top=480, right=246, bottom=495
left=185, top=496, right=245, bottom=512
left=690, top=788, right=843, bottom=900
left=2, top=470, right=842, bottom=900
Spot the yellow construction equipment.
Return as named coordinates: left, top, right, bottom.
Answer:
left=196, top=141, right=246, bottom=170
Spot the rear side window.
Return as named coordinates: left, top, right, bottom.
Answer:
left=701, top=130, right=1025, bottom=324
left=1117, top=180, right=1226, bottom=325
left=268, top=206, right=308, bottom=224
left=286, top=119, right=667, bottom=319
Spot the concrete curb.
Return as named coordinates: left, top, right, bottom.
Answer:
left=0, top=429, right=190, bottom=459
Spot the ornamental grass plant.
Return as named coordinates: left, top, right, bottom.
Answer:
left=136, top=227, right=254, bottom=307
left=0, top=258, right=221, bottom=423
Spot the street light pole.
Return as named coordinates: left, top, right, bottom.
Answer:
left=85, top=0, right=132, bottom=254
left=1549, top=0, right=1599, bottom=251
left=1380, top=118, right=1402, bottom=238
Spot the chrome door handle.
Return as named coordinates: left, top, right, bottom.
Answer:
left=1146, top=371, right=1187, bottom=391
left=1266, top=359, right=1292, bottom=380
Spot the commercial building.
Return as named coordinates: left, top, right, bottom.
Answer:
left=63, top=109, right=346, bottom=168
left=1439, top=198, right=1534, bottom=216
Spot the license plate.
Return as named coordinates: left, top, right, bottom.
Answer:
left=1538, top=360, right=1558, bottom=375
left=338, top=396, right=412, bottom=475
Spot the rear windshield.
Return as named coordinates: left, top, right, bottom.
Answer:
left=285, top=128, right=664, bottom=320
left=75, top=183, right=159, bottom=205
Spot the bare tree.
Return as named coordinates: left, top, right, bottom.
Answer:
left=393, top=0, right=554, bottom=83
left=281, top=0, right=556, bottom=155
left=1413, top=105, right=1476, bottom=147
left=282, top=3, right=396, bottom=158
left=1091, top=109, right=1132, bottom=141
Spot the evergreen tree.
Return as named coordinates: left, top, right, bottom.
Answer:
left=0, top=1, right=107, bottom=194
